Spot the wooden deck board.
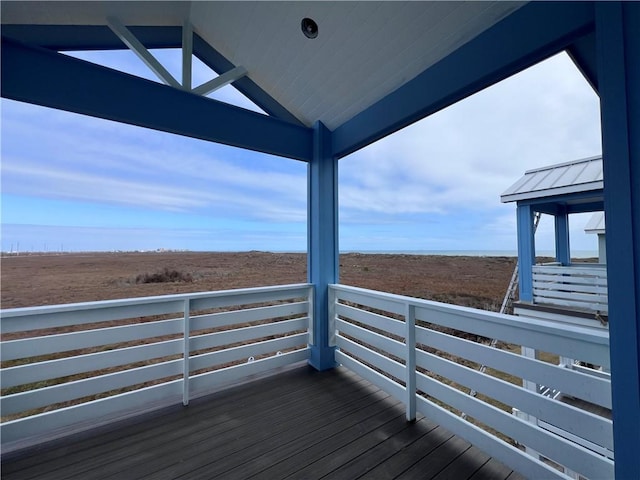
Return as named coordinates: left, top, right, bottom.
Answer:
left=1, top=366, right=338, bottom=474
left=285, top=417, right=439, bottom=479
left=395, top=435, right=472, bottom=479
left=4, top=367, right=349, bottom=480
left=239, top=402, right=405, bottom=479
left=1, top=365, right=521, bottom=480
left=431, top=444, right=492, bottom=479
left=357, top=425, right=455, bottom=479
left=469, top=457, right=522, bottom=480
left=88, top=375, right=378, bottom=479
left=143, top=379, right=390, bottom=479
left=166, top=391, right=397, bottom=479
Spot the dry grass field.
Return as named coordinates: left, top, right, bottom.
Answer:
left=3, top=251, right=570, bottom=450
left=0, top=251, right=517, bottom=310
left=0, top=251, right=517, bottom=427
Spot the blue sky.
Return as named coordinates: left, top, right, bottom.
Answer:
left=1, top=49, right=602, bottom=253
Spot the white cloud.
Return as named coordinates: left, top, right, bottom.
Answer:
left=2, top=159, right=307, bottom=222
left=2, top=98, right=307, bottom=222
left=2, top=49, right=604, bottom=253
left=340, top=52, right=602, bottom=220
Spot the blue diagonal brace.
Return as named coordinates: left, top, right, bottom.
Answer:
left=192, top=34, right=304, bottom=127
left=567, top=32, right=598, bottom=92
left=1, top=25, right=303, bottom=127
left=1, top=37, right=313, bottom=162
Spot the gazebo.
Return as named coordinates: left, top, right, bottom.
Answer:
left=502, top=156, right=612, bottom=477
left=501, top=155, right=608, bottom=325
left=1, top=2, right=638, bottom=479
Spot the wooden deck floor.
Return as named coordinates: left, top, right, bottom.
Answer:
left=1, top=365, right=525, bottom=480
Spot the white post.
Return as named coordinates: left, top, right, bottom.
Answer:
left=559, top=356, right=575, bottom=369
left=308, top=285, right=315, bottom=348
left=405, top=303, right=416, bottom=421
left=183, top=299, right=190, bottom=406
left=328, top=285, right=336, bottom=348
left=520, top=345, right=542, bottom=463
left=521, top=346, right=538, bottom=392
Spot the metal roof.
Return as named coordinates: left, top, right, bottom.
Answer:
left=1, top=1, right=525, bottom=130
left=501, top=155, right=603, bottom=204
left=585, top=211, right=605, bottom=235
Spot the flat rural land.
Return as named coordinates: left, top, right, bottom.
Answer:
left=1, top=252, right=519, bottom=310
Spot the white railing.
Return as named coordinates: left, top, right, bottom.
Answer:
left=330, top=284, right=613, bottom=480
left=532, top=264, right=608, bottom=315
left=1, top=284, right=312, bottom=449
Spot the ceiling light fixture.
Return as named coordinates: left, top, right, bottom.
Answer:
left=301, top=18, right=318, bottom=39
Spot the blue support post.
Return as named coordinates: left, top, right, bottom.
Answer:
left=596, top=2, right=640, bottom=479
left=516, top=204, right=536, bottom=302
left=554, top=207, right=570, bottom=266
left=307, top=122, right=338, bottom=371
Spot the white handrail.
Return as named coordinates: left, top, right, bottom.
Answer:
left=330, top=283, right=613, bottom=480
left=532, top=264, right=608, bottom=314
left=1, top=284, right=312, bottom=449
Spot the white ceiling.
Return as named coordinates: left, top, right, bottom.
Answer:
left=2, top=1, right=526, bottom=129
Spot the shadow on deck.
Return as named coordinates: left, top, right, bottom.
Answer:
left=1, top=366, right=524, bottom=480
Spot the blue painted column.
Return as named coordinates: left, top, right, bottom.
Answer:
left=516, top=204, right=536, bottom=302
left=554, top=206, right=570, bottom=266
left=307, top=121, right=338, bottom=371
left=596, top=2, right=640, bottom=479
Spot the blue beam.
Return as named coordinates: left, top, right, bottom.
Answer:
left=567, top=32, right=599, bottom=92
left=192, top=34, right=304, bottom=127
left=516, top=204, right=536, bottom=302
left=554, top=207, right=571, bottom=265
left=1, top=37, right=313, bottom=162
left=565, top=202, right=605, bottom=215
left=529, top=205, right=559, bottom=216
left=526, top=202, right=604, bottom=216
left=332, top=1, right=595, bottom=158
left=596, top=3, right=640, bottom=478
left=516, top=190, right=604, bottom=212
left=1, top=25, right=304, bottom=128
left=1, top=25, right=182, bottom=51
left=307, top=122, right=338, bottom=371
